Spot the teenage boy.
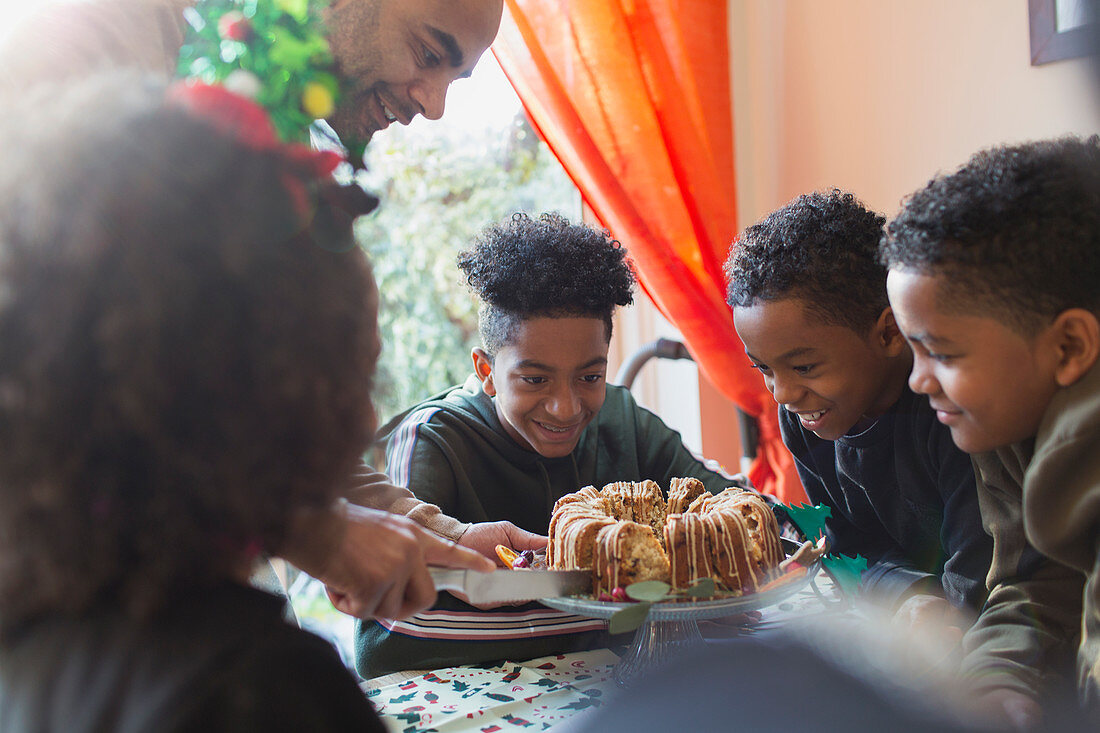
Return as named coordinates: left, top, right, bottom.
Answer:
left=725, top=189, right=993, bottom=630
left=881, top=137, right=1100, bottom=726
left=356, top=212, right=745, bottom=677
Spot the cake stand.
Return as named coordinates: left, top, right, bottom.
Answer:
left=539, top=539, right=820, bottom=688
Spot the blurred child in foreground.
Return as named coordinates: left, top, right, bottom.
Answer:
left=882, top=137, right=1100, bottom=727
left=0, top=75, right=385, bottom=730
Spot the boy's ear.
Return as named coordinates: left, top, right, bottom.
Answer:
left=1050, top=308, right=1100, bottom=388
left=471, top=348, right=496, bottom=397
left=873, top=307, right=907, bottom=357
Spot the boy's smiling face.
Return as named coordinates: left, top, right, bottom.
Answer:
left=474, top=316, right=609, bottom=458
left=886, top=268, right=1062, bottom=454
left=733, top=297, right=909, bottom=441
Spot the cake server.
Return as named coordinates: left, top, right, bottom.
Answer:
left=429, top=567, right=591, bottom=604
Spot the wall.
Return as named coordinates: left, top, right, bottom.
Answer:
left=728, top=0, right=1100, bottom=223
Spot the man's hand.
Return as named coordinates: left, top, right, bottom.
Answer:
left=457, top=520, right=548, bottom=565
left=315, top=503, right=493, bottom=620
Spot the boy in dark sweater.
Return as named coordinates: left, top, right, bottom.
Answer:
left=724, top=189, right=992, bottom=632
left=882, top=137, right=1100, bottom=728
left=356, top=212, right=744, bottom=678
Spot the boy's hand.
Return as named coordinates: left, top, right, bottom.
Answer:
left=972, top=688, right=1042, bottom=731
left=892, top=593, right=965, bottom=646
left=457, top=520, right=548, bottom=565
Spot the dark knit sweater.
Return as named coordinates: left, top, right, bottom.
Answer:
left=779, top=385, right=992, bottom=612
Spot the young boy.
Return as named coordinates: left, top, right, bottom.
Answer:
left=356, top=212, right=745, bottom=677
left=0, top=77, right=384, bottom=729
left=881, top=137, right=1100, bottom=725
left=724, top=189, right=993, bottom=629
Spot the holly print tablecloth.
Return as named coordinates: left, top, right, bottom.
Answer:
left=363, top=649, right=619, bottom=733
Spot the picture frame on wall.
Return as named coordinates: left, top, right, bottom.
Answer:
left=1029, top=0, right=1096, bottom=65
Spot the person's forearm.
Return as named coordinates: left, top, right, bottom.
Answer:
left=343, top=462, right=469, bottom=541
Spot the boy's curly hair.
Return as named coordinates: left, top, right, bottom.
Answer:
left=725, top=189, right=888, bottom=335
left=457, top=212, right=635, bottom=355
left=0, top=76, right=377, bottom=634
left=880, top=136, right=1100, bottom=335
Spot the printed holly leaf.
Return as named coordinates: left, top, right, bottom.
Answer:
left=782, top=503, right=831, bottom=541
left=609, top=601, right=651, bottom=634
left=821, top=553, right=866, bottom=601
left=625, top=580, right=671, bottom=602
left=559, top=698, right=601, bottom=711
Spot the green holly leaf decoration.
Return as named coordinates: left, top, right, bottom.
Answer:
left=609, top=602, right=651, bottom=635
left=821, top=553, right=866, bottom=602
left=624, top=580, right=671, bottom=603
left=782, top=502, right=831, bottom=542
left=684, top=577, right=716, bottom=598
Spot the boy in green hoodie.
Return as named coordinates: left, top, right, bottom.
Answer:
left=355, top=212, right=744, bottom=678
left=881, top=136, right=1100, bottom=727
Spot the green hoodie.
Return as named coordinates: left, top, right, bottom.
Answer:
left=354, top=375, right=742, bottom=679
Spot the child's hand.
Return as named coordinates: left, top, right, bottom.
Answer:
left=971, top=688, right=1042, bottom=731
left=892, top=593, right=965, bottom=646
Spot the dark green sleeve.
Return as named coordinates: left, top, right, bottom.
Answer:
left=387, top=431, right=460, bottom=519
left=628, top=396, right=738, bottom=496
left=959, top=449, right=1082, bottom=699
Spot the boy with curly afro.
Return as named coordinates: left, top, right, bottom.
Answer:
left=882, top=137, right=1100, bottom=727
left=356, top=211, right=744, bottom=676
left=725, top=189, right=992, bottom=632
left=0, top=77, right=385, bottom=729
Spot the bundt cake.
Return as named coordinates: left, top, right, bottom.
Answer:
left=548, top=478, right=783, bottom=596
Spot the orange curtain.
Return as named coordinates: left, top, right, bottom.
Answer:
left=492, top=0, right=805, bottom=504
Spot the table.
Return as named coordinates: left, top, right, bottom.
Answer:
left=363, top=573, right=849, bottom=732
left=363, top=648, right=619, bottom=732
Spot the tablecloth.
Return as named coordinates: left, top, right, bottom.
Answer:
left=363, top=648, right=619, bottom=733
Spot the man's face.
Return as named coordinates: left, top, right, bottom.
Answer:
left=886, top=268, right=1060, bottom=454
left=733, top=297, right=903, bottom=441
left=481, top=317, right=609, bottom=458
left=323, top=0, right=504, bottom=142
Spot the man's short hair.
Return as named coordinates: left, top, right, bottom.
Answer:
left=725, top=189, right=888, bottom=335
left=457, top=212, right=635, bottom=356
left=880, top=136, right=1100, bottom=335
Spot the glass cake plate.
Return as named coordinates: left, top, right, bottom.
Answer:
left=539, top=538, right=820, bottom=687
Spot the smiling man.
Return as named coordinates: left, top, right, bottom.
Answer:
left=325, top=0, right=502, bottom=141
left=356, top=212, right=744, bottom=677
left=0, top=0, right=503, bottom=145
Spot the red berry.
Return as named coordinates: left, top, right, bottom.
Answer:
left=597, top=591, right=613, bottom=602
left=511, top=555, right=529, bottom=569
left=218, top=11, right=252, bottom=42
left=611, top=587, right=628, bottom=602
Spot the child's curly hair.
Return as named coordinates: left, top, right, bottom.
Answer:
left=457, top=212, right=635, bottom=356
left=881, top=136, right=1100, bottom=335
left=725, top=190, right=888, bottom=336
left=0, top=76, right=378, bottom=634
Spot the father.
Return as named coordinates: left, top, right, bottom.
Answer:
left=0, top=0, right=542, bottom=623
